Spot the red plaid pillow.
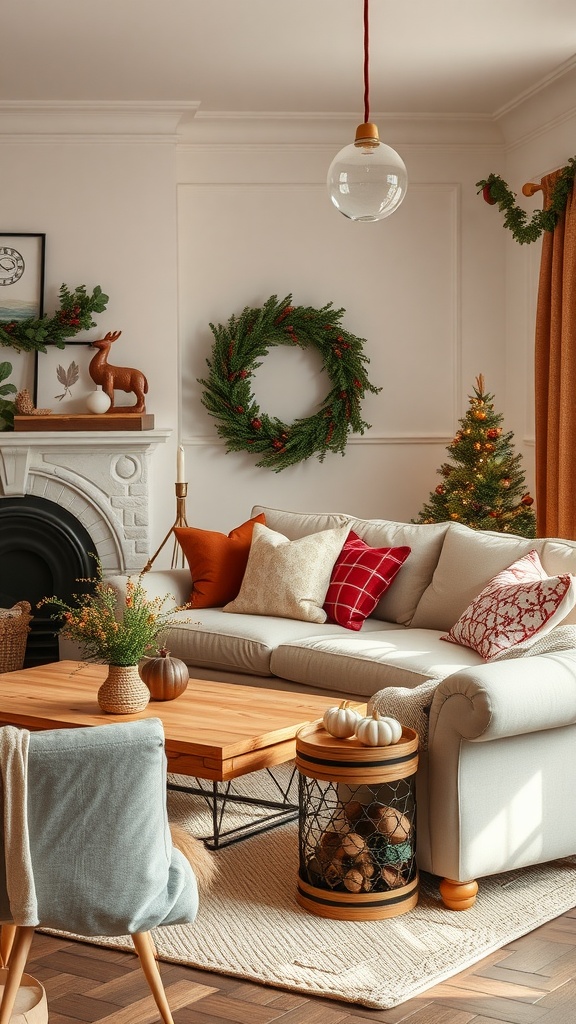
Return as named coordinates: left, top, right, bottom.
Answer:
left=324, top=531, right=411, bottom=631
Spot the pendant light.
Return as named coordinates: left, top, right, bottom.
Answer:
left=327, top=0, right=408, bottom=222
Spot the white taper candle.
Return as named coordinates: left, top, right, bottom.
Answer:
left=177, top=444, right=185, bottom=483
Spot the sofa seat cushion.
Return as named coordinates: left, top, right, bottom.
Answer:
left=270, top=627, right=482, bottom=698
left=162, top=608, right=384, bottom=677
left=251, top=505, right=450, bottom=625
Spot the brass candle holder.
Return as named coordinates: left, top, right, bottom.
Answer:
left=142, top=482, right=188, bottom=573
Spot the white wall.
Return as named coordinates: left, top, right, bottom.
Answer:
left=0, top=109, right=183, bottom=556
left=3, top=86, right=573, bottom=562
left=177, top=117, right=507, bottom=532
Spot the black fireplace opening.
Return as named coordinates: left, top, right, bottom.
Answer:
left=0, top=495, right=99, bottom=667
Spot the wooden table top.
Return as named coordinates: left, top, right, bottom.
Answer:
left=0, top=661, right=364, bottom=781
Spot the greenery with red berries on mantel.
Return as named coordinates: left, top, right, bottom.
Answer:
left=198, top=293, right=381, bottom=472
left=0, top=283, right=109, bottom=353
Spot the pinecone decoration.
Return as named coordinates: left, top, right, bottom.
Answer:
left=15, top=389, right=52, bottom=416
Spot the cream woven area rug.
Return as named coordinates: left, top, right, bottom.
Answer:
left=67, top=770, right=576, bottom=1010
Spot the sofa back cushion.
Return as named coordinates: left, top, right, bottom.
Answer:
left=540, top=540, right=576, bottom=625
left=251, top=507, right=449, bottom=625
left=411, top=523, right=546, bottom=632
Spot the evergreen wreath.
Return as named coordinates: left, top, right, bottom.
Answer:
left=476, top=157, right=576, bottom=244
left=198, top=293, right=381, bottom=472
left=0, top=284, right=109, bottom=354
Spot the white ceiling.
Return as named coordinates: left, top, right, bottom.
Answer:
left=1, top=0, right=575, bottom=117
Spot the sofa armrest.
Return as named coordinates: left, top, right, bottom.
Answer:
left=429, top=652, right=576, bottom=744
left=105, top=570, right=191, bottom=611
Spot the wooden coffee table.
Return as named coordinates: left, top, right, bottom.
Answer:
left=0, top=660, right=365, bottom=848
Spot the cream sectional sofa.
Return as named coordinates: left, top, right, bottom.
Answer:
left=102, top=504, right=576, bottom=907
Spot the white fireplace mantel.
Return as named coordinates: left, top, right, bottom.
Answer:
left=0, top=429, right=171, bottom=573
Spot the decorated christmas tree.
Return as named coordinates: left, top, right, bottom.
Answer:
left=414, top=375, right=536, bottom=537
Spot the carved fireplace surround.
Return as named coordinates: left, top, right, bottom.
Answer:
left=0, top=428, right=172, bottom=665
left=0, top=429, right=171, bottom=575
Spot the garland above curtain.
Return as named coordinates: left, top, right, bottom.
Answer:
left=477, top=157, right=576, bottom=244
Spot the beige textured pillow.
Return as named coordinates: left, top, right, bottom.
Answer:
left=224, top=523, right=350, bottom=623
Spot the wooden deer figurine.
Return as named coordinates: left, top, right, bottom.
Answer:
left=89, top=331, right=148, bottom=413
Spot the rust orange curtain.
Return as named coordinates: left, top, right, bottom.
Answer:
left=534, top=171, right=576, bottom=538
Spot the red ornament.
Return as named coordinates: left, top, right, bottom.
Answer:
left=521, top=494, right=534, bottom=506
left=435, top=485, right=445, bottom=495
left=251, top=418, right=262, bottom=430
left=501, top=477, right=511, bottom=489
left=239, top=369, right=248, bottom=379
left=235, top=405, right=244, bottom=414
left=486, top=427, right=501, bottom=439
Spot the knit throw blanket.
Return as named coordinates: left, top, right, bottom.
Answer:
left=369, top=679, right=438, bottom=750
left=0, top=725, right=39, bottom=926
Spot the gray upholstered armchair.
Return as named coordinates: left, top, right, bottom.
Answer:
left=0, top=718, right=200, bottom=1024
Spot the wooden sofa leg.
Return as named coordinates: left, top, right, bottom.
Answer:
left=131, top=932, right=174, bottom=1024
left=439, top=878, right=479, bottom=910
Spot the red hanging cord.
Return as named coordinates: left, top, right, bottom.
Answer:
left=363, top=0, right=370, bottom=124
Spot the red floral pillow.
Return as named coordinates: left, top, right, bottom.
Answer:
left=442, top=549, right=576, bottom=660
left=323, top=531, right=411, bottom=631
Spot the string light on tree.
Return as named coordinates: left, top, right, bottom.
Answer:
left=413, top=375, right=536, bottom=538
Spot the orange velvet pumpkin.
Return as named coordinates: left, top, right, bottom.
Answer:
left=140, top=648, right=189, bottom=701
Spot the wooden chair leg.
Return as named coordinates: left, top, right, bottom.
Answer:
left=0, top=926, right=35, bottom=1024
left=131, top=932, right=174, bottom=1024
left=0, top=925, right=16, bottom=968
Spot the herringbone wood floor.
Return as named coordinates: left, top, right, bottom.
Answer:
left=24, top=906, right=576, bottom=1024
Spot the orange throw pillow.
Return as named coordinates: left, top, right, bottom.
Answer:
left=174, top=514, right=266, bottom=608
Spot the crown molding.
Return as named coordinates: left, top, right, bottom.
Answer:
left=181, top=110, right=503, bottom=146
left=0, top=101, right=200, bottom=137
left=496, top=58, right=576, bottom=148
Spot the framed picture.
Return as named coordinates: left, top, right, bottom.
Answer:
left=0, top=233, right=46, bottom=321
left=34, top=342, right=94, bottom=414
left=1, top=348, right=35, bottom=396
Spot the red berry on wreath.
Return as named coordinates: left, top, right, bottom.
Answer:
left=251, top=418, right=262, bottom=430
left=235, top=406, right=244, bottom=414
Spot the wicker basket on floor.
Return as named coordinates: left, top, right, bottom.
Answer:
left=0, top=601, right=32, bottom=674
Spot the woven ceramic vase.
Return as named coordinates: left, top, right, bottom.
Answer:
left=97, top=664, right=150, bottom=714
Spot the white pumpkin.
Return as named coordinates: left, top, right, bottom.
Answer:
left=322, top=700, right=362, bottom=738
left=355, top=711, right=403, bottom=747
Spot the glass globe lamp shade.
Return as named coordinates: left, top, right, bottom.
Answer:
left=327, top=123, right=408, bottom=222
